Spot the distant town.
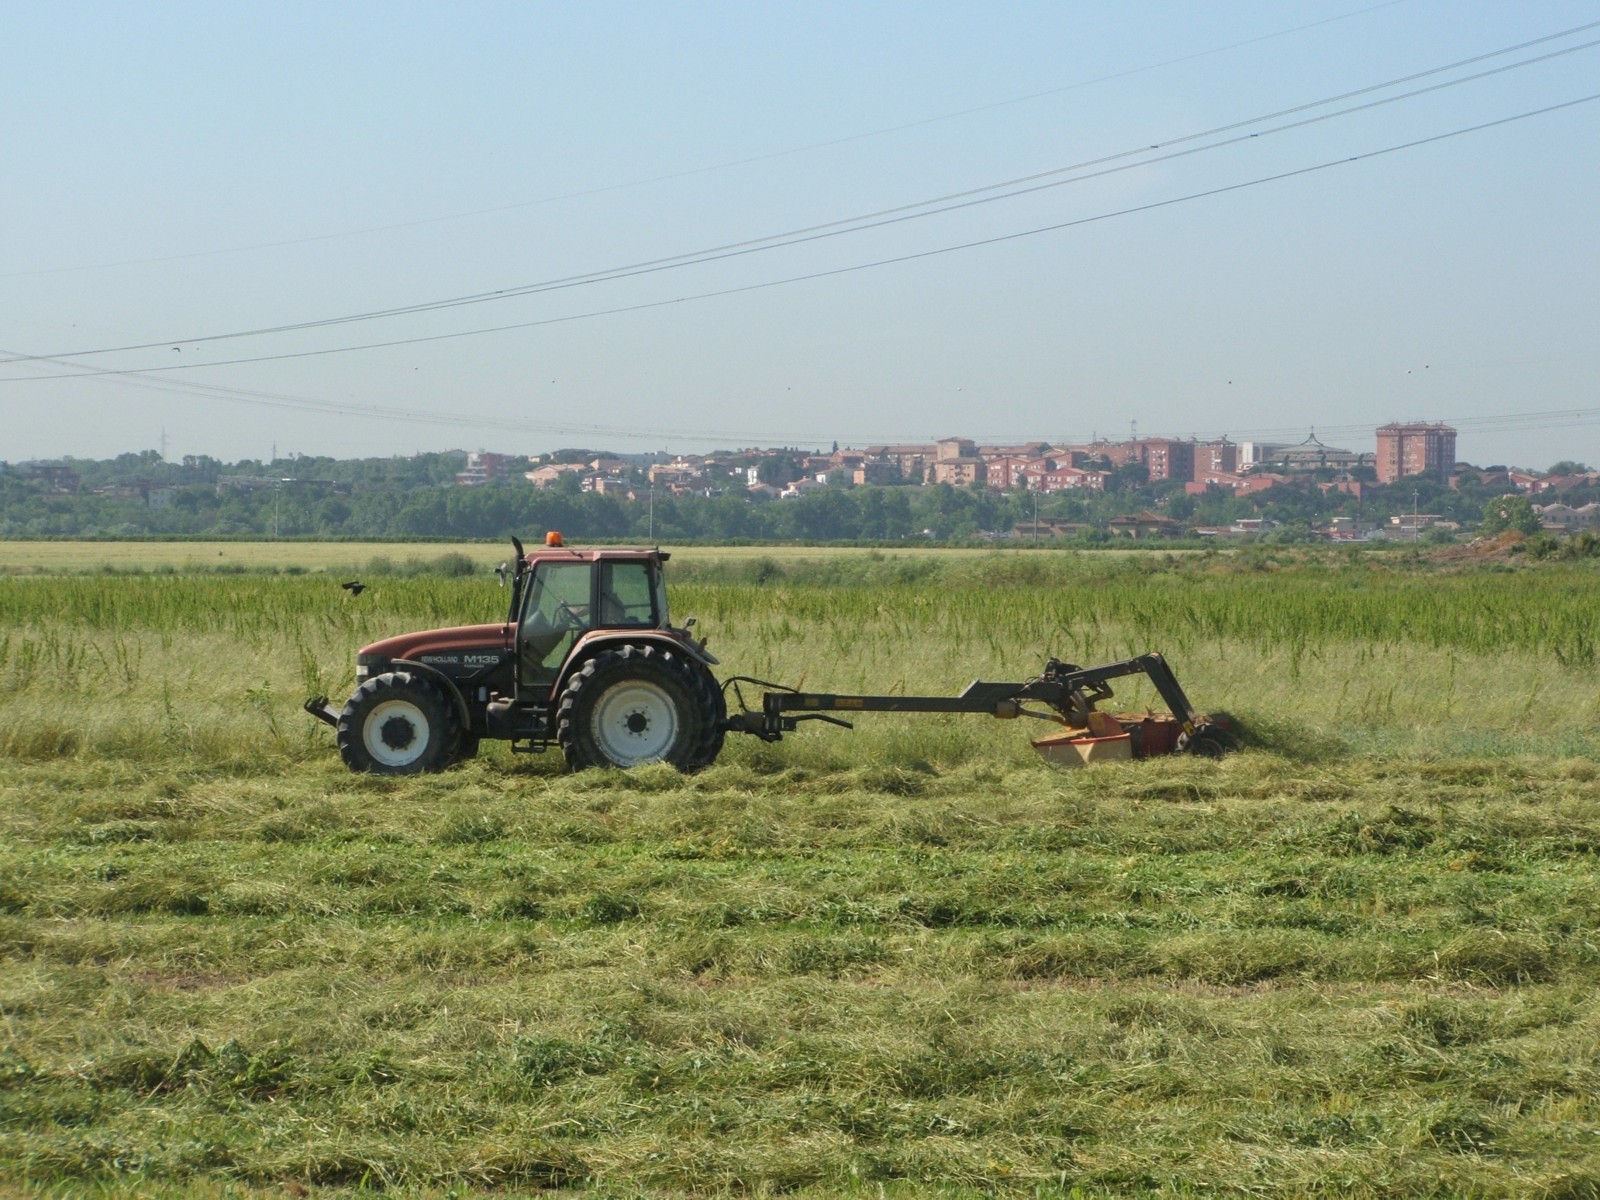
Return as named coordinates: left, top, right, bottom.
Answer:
left=503, top=422, right=1461, bottom=497
left=4, top=420, right=1598, bottom=544
left=445, top=421, right=1597, bottom=539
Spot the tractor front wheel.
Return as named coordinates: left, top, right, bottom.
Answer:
left=451, top=731, right=481, bottom=765
left=557, top=645, right=709, bottom=771
left=337, top=671, right=460, bottom=774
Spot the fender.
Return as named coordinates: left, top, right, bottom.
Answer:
left=390, top=658, right=474, bottom=731
left=672, top=636, right=719, bottom=667
left=556, top=631, right=714, bottom=690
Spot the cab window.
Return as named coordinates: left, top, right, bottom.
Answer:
left=597, top=560, right=657, bottom=627
left=520, top=561, right=591, bottom=684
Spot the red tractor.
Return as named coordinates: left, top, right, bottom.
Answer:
left=306, top=534, right=724, bottom=774
left=307, top=535, right=1235, bottom=773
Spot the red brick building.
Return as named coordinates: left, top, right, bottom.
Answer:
left=1132, top=438, right=1196, bottom=483
left=1376, top=423, right=1456, bottom=484
left=1198, top=438, right=1239, bottom=475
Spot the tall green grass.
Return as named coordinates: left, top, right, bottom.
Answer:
left=1, top=553, right=1598, bottom=766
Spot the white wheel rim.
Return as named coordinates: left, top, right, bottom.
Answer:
left=590, top=680, right=678, bottom=766
left=364, top=699, right=431, bottom=767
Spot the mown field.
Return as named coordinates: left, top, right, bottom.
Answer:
left=3, top=545, right=1600, bottom=1198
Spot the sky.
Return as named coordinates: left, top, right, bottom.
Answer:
left=3, top=1, right=1597, bottom=469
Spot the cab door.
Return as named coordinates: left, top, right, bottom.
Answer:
left=596, top=559, right=660, bottom=627
left=517, top=560, right=593, bottom=691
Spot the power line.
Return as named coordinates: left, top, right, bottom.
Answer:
left=1015, top=407, right=1600, bottom=448
left=11, top=327, right=1600, bottom=449
left=0, top=346, right=843, bottom=445
left=6, top=91, right=1596, bottom=384
left=17, top=20, right=1599, bottom=366
left=1, top=1, right=1416, bottom=280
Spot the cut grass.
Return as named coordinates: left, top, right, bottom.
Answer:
left=4, top=754, right=1600, bottom=1195
left=3, top=551, right=1600, bottom=1195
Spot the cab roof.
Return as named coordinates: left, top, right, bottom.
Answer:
left=522, top=546, right=669, bottom=565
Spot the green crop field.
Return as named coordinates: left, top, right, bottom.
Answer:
left=3, top=546, right=1599, bottom=1198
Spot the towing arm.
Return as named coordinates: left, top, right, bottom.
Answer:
left=724, top=653, right=1203, bottom=742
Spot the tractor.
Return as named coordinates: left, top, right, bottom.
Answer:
left=306, top=535, right=1235, bottom=773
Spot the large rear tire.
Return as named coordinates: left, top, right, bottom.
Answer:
left=557, top=645, right=709, bottom=771
left=337, top=671, right=460, bottom=774
left=685, top=661, right=726, bottom=771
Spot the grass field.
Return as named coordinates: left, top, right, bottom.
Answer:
left=3, top=545, right=1599, bottom=1197
left=0, top=540, right=1175, bottom=575
left=0, top=540, right=515, bottom=574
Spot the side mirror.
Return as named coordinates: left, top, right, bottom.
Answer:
left=496, top=562, right=508, bottom=587
left=684, top=617, right=696, bottom=629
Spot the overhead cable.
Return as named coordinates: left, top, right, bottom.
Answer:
left=1, top=0, right=1417, bottom=279
left=13, top=21, right=1600, bottom=365
left=5, top=91, right=1595, bottom=384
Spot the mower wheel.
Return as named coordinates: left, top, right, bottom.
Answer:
left=557, top=645, right=707, bottom=771
left=1178, top=722, right=1238, bottom=759
left=337, top=671, right=461, bottom=774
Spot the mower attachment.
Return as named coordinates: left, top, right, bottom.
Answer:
left=723, top=654, right=1235, bottom=763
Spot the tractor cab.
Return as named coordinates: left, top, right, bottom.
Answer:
left=507, top=535, right=682, bottom=694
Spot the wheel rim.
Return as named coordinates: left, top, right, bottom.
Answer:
left=590, top=680, right=679, bottom=766
left=363, top=699, right=431, bottom=768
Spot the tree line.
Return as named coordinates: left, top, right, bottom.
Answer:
left=1, top=450, right=1585, bottom=542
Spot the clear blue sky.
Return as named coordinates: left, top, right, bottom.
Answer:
left=3, top=1, right=1597, bottom=469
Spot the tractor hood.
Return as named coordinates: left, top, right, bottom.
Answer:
left=359, top=623, right=511, bottom=665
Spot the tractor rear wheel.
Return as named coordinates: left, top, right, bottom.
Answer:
left=686, top=662, right=726, bottom=771
left=557, top=645, right=709, bottom=771
left=337, top=671, right=460, bottom=774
